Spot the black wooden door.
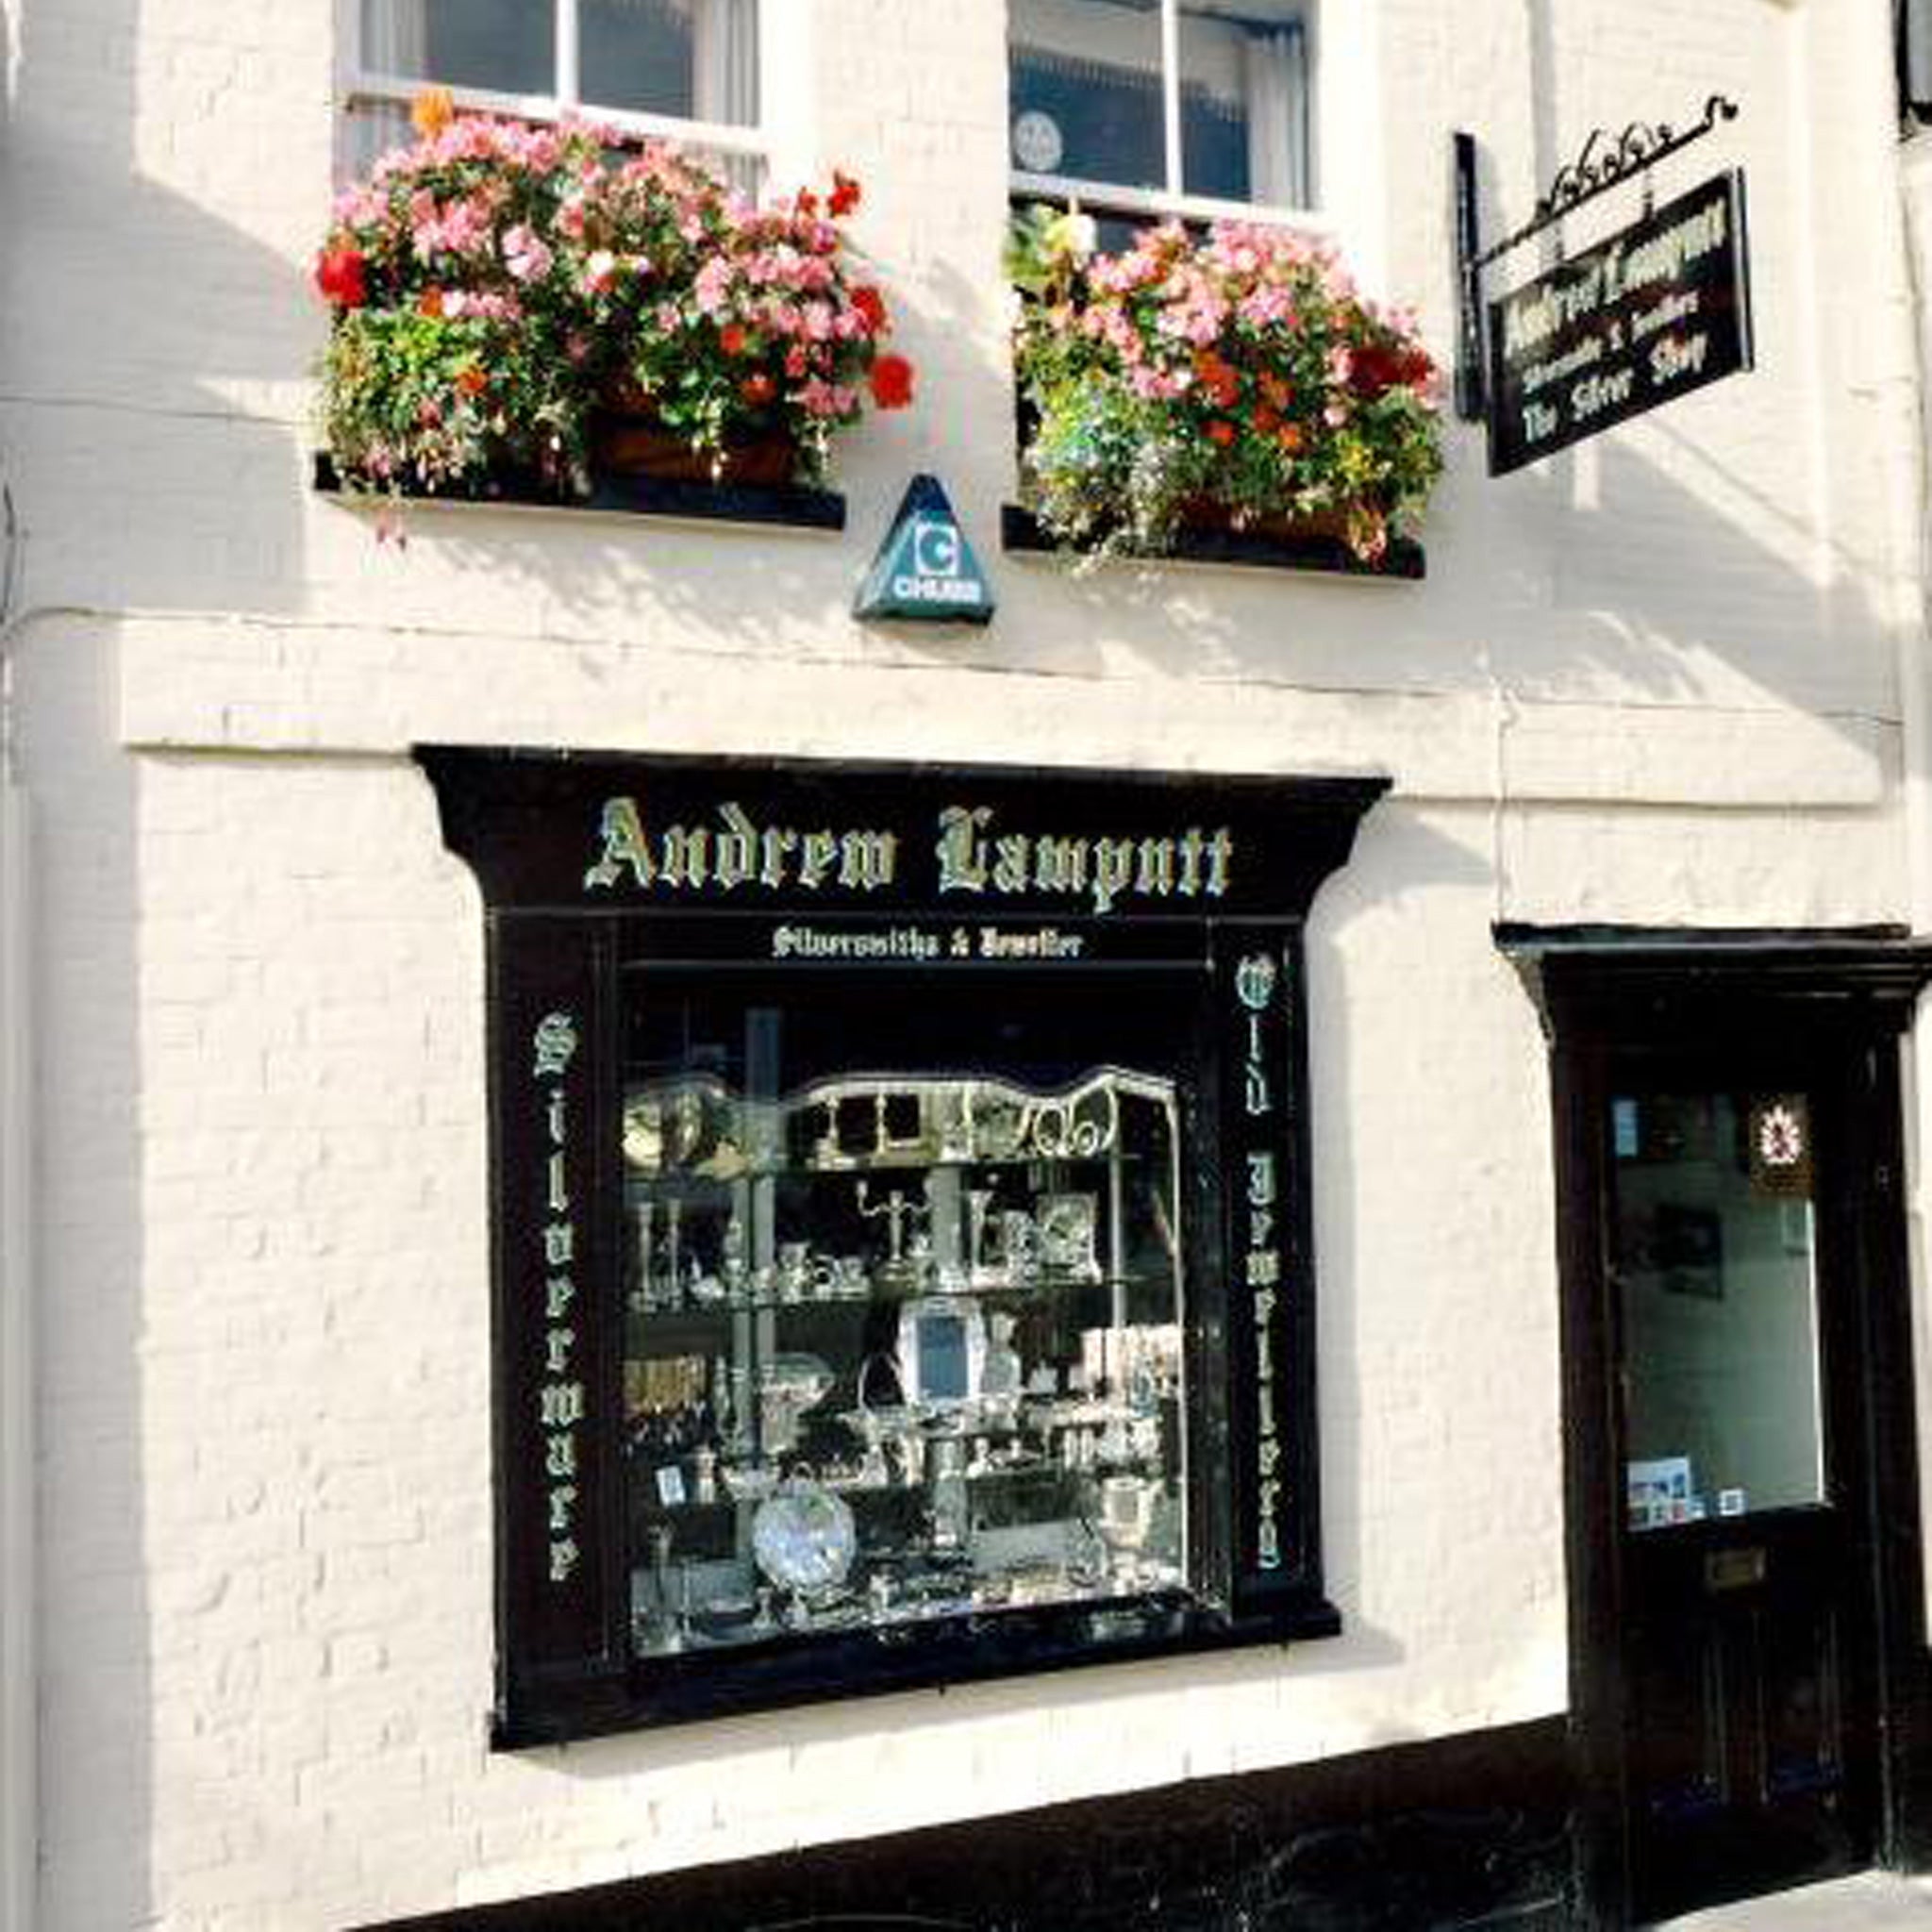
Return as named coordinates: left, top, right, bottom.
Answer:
left=1605, top=1059, right=1879, bottom=1922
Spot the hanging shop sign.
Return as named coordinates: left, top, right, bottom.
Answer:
left=1485, top=169, right=1752, bottom=475
left=854, top=474, right=994, bottom=625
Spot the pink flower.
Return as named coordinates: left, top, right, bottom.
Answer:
left=693, top=256, right=734, bottom=315
left=503, top=223, right=553, bottom=283
left=1129, top=367, right=1185, bottom=401
left=1239, top=286, right=1297, bottom=328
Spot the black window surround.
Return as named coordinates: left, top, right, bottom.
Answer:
left=420, top=746, right=1384, bottom=1743
left=1904, top=0, right=1932, bottom=122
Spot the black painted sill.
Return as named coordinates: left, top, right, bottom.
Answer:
left=496, top=1588, right=1345, bottom=1748
left=311, top=452, right=845, bottom=533
left=1001, top=503, right=1425, bottom=580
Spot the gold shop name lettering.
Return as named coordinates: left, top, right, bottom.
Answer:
left=584, top=797, right=1235, bottom=918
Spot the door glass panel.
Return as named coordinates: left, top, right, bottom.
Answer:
left=1610, top=1089, right=1824, bottom=1530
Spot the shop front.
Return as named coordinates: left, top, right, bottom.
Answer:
left=420, top=747, right=1384, bottom=1744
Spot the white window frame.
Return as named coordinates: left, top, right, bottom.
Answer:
left=1008, top=0, right=1330, bottom=234
left=341, top=0, right=766, bottom=168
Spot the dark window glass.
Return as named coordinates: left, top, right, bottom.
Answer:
left=362, top=0, right=557, bottom=94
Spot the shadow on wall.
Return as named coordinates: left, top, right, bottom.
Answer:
left=409, top=261, right=1890, bottom=769
left=12, top=636, right=148, bottom=1926
left=2, top=0, right=313, bottom=617
left=2, top=0, right=325, bottom=1923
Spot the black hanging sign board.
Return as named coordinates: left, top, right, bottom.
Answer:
left=1487, top=169, right=1752, bottom=476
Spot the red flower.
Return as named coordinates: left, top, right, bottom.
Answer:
left=795, top=187, right=820, bottom=217
left=828, top=169, right=861, bottom=218
left=740, top=372, right=776, bottom=406
left=417, top=287, right=445, bottom=319
left=867, top=352, right=914, bottom=409
left=315, top=243, right=368, bottom=309
left=1349, top=342, right=1436, bottom=401
left=850, top=285, right=888, bottom=335
left=1193, top=352, right=1240, bottom=409
left=1206, top=419, right=1236, bottom=446
left=720, top=323, right=749, bottom=356
left=785, top=343, right=809, bottom=378
left=454, top=364, right=488, bottom=398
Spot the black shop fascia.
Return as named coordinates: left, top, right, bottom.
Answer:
left=419, top=747, right=1384, bottom=1744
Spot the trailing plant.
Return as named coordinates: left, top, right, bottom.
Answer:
left=1008, top=205, right=1442, bottom=563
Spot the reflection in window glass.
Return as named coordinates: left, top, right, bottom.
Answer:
left=361, top=0, right=557, bottom=95
left=582, top=0, right=693, bottom=117
left=1178, top=2, right=1307, bottom=206
left=581, top=0, right=759, bottom=125
left=1613, top=1090, right=1825, bottom=1531
left=1008, top=0, right=1310, bottom=208
left=1008, top=0, right=1166, bottom=193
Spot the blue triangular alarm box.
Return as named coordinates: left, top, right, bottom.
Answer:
left=854, top=474, right=995, bottom=625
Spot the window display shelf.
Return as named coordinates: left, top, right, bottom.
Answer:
left=621, top=1062, right=1186, bottom=1663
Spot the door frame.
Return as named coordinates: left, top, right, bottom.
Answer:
left=1497, top=926, right=1932, bottom=1927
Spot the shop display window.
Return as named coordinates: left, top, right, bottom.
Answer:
left=420, top=748, right=1380, bottom=1740
left=622, top=974, right=1192, bottom=1657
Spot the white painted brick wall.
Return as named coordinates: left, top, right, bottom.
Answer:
left=3, top=0, right=1926, bottom=1926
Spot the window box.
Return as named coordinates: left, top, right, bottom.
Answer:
left=310, top=450, right=846, bottom=533
left=312, top=105, right=911, bottom=514
left=1006, top=209, right=1443, bottom=569
left=418, top=748, right=1385, bottom=1741
left=999, top=502, right=1424, bottom=579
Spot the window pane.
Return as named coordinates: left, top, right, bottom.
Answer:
left=582, top=0, right=693, bottom=116
left=582, top=0, right=759, bottom=125
left=360, top=0, right=557, bottom=96
left=1008, top=0, right=1166, bottom=192
left=342, top=96, right=414, bottom=174
left=1178, top=2, right=1308, bottom=206
left=1613, top=1090, right=1825, bottom=1531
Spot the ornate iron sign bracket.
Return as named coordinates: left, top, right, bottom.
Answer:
left=1454, top=96, right=1740, bottom=421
